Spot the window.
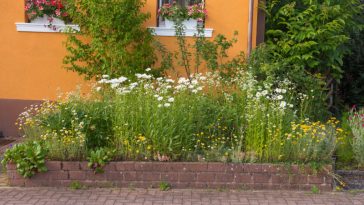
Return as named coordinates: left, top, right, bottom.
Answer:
left=160, top=0, right=201, bottom=7
left=151, top=0, right=213, bottom=37
left=157, top=0, right=203, bottom=27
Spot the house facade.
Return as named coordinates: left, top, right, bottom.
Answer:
left=0, top=0, right=263, bottom=137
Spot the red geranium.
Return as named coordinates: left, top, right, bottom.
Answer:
left=25, top=0, right=71, bottom=23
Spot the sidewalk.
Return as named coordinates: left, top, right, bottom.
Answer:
left=0, top=187, right=363, bottom=205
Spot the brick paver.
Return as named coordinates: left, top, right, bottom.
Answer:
left=0, top=187, right=363, bottom=205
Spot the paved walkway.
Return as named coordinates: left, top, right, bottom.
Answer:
left=0, top=187, right=363, bottom=205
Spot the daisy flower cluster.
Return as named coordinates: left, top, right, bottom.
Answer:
left=96, top=68, right=211, bottom=108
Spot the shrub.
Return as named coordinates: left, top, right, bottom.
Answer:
left=251, top=0, right=363, bottom=116
left=1, top=141, right=48, bottom=178
left=264, top=0, right=362, bottom=81
left=63, top=0, right=156, bottom=80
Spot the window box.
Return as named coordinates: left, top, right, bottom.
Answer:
left=15, top=22, right=80, bottom=33
left=150, top=27, right=213, bottom=37
left=16, top=14, right=79, bottom=33
left=164, top=19, right=198, bottom=29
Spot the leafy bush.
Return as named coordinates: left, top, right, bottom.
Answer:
left=88, top=148, right=116, bottom=174
left=1, top=141, right=48, bottom=178
left=263, top=0, right=362, bottom=81
left=251, top=0, right=363, bottom=116
left=348, top=108, right=364, bottom=166
left=63, top=0, right=156, bottom=80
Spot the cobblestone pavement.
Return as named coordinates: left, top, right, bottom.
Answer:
left=0, top=187, right=363, bottom=205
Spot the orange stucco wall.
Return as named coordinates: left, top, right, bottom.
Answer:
left=0, top=0, right=259, bottom=101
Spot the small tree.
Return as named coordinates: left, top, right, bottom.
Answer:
left=64, top=0, right=156, bottom=80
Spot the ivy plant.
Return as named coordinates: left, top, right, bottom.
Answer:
left=1, top=141, right=48, bottom=178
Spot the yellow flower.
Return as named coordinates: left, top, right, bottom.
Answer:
left=137, top=135, right=146, bottom=142
left=336, top=128, right=344, bottom=133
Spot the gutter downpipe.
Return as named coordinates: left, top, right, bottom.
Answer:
left=248, top=0, right=254, bottom=56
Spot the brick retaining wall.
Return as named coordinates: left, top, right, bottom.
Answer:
left=6, top=162, right=333, bottom=191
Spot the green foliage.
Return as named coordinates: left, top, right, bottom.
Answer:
left=172, top=21, right=245, bottom=79
left=311, top=185, right=320, bottom=194
left=348, top=108, right=364, bottom=167
left=263, top=0, right=362, bottom=81
left=335, top=113, right=355, bottom=166
left=158, top=2, right=188, bottom=20
left=63, top=0, right=156, bottom=80
left=198, top=32, right=246, bottom=79
left=159, top=181, right=171, bottom=191
left=15, top=69, right=345, bottom=165
left=1, top=141, right=48, bottom=178
left=281, top=119, right=340, bottom=164
left=88, top=148, right=115, bottom=174
left=251, top=0, right=363, bottom=117
left=341, top=12, right=364, bottom=106
left=16, top=93, right=114, bottom=161
left=111, top=73, right=243, bottom=161
left=20, top=94, right=114, bottom=151
left=69, top=181, right=86, bottom=190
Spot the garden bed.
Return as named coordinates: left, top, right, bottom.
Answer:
left=6, top=161, right=333, bottom=191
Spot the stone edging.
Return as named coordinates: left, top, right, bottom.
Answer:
left=6, top=162, right=333, bottom=191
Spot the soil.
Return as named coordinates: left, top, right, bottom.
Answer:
left=0, top=140, right=15, bottom=147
